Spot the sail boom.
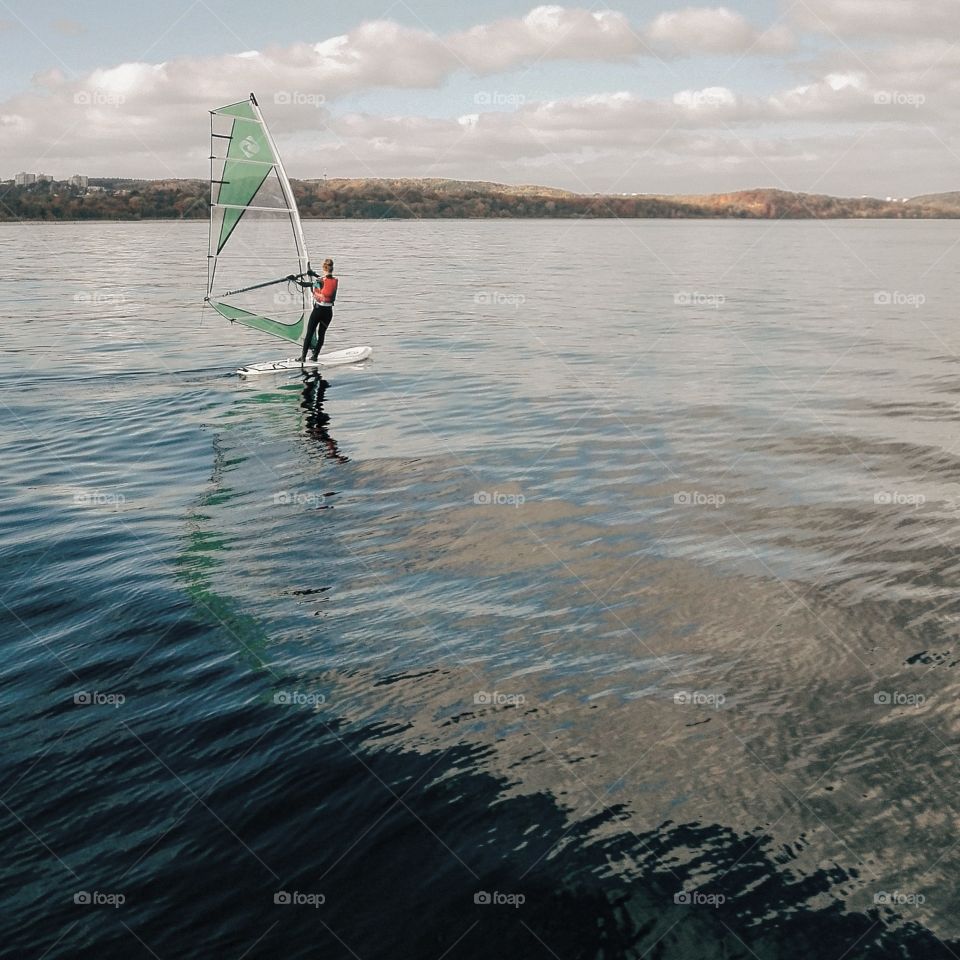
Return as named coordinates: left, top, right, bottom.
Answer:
left=212, top=202, right=301, bottom=213
left=218, top=272, right=310, bottom=298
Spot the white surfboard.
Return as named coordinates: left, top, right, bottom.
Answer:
left=237, top=346, right=373, bottom=376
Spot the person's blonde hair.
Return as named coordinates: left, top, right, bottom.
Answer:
left=322, top=258, right=334, bottom=272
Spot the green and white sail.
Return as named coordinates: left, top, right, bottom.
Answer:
left=206, top=93, right=311, bottom=343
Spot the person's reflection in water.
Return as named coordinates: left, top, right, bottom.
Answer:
left=301, top=371, right=349, bottom=463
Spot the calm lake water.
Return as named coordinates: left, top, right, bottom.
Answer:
left=3, top=219, right=960, bottom=958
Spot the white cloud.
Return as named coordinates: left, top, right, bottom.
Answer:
left=792, top=0, right=960, bottom=38
left=0, top=5, right=804, bottom=181
left=647, top=6, right=794, bottom=56
left=1, top=5, right=958, bottom=195
left=88, top=62, right=167, bottom=97
left=805, top=39, right=960, bottom=97
left=450, top=6, right=643, bottom=71
left=310, top=64, right=960, bottom=195
left=309, top=21, right=460, bottom=91
left=312, top=103, right=953, bottom=197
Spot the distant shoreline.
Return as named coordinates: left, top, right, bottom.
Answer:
left=3, top=177, right=959, bottom=221
left=4, top=216, right=960, bottom=224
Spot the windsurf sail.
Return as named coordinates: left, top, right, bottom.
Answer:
left=205, top=93, right=312, bottom=344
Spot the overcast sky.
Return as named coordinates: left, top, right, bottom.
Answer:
left=1, top=0, right=958, bottom=196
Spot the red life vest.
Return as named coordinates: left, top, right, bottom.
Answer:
left=313, top=276, right=338, bottom=305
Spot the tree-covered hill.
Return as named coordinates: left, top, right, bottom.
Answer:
left=2, top=177, right=957, bottom=221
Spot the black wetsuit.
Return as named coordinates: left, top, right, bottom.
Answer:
left=294, top=274, right=337, bottom=361
left=301, top=304, right=333, bottom=361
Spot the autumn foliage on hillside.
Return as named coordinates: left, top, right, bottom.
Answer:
left=2, top=177, right=958, bottom=221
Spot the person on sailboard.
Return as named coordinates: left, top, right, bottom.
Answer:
left=289, top=258, right=338, bottom=364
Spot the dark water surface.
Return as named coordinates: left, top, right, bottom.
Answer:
left=3, top=219, right=960, bottom=958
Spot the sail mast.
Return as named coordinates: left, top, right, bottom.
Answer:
left=249, top=92, right=310, bottom=279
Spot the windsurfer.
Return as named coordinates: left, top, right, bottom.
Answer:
left=289, top=258, right=338, bottom=363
